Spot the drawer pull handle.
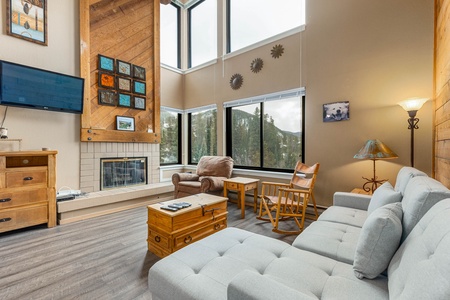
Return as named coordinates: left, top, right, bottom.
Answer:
left=184, top=235, right=192, bottom=244
left=23, top=177, right=33, bottom=181
left=0, top=198, right=11, bottom=203
left=214, top=224, right=220, bottom=230
left=0, top=217, right=12, bottom=223
left=154, top=236, right=161, bottom=243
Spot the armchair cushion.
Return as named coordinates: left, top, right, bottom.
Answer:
left=197, top=156, right=233, bottom=178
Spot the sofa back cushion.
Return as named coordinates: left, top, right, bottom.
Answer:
left=388, top=199, right=450, bottom=299
left=367, top=182, right=402, bottom=215
left=401, top=176, right=450, bottom=242
left=196, top=156, right=234, bottom=178
left=394, top=167, right=427, bottom=196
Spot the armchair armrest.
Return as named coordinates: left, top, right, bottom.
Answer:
left=172, top=173, right=200, bottom=185
left=333, top=192, right=372, bottom=210
left=227, top=270, right=317, bottom=300
left=259, top=181, right=291, bottom=198
left=200, top=176, right=227, bottom=192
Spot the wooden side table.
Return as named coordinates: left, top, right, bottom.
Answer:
left=223, top=177, right=259, bottom=219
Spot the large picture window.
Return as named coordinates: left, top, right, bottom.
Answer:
left=160, top=3, right=180, bottom=68
left=225, top=89, right=304, bottom=172
left=160, top=107, right=182, bottom=165
left=188, top=106, right=217, bottom=164
left=227, top=0, right=305, bottom=53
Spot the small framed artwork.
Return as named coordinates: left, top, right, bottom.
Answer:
left=323, top=101, right=350, bottom=122
left=133, top=81, right=146, bottom=95
left=116, top=116, right=135, bottom=131
left=118, top=93, right=132, bottom=108
left=117, top=77, right=131, bottom=92
left=133, top=96, right=146, bottom=110
left=98, top=90, right=117, bottom=106
left=6, top=0, right=48, bottom=46
left=133, top=65, right=146, bottom=81
left=98, top=54, right=115, bottom=73
left=98, top=72, right=115, bottom=89
left=117, top=60, right=132, bottom=77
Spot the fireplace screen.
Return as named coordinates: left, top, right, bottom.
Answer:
left=101, top=157, right=147, bottom=190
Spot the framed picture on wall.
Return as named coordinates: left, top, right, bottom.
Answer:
left=98, top=72, right=115, bottom=89
left=117, top=77, right=131, bottom=92
left=117, top=60, right=132, bottom=77
left=133, top=81, right=146, bottom=95
left=118, top=93, right=132, bottom=108
left=133, top=65, right=146, bottom=80
left=133, top=96, right=146, bottom=110
left=98, top=54, right=115, bottom=73
left=6, top=0, right=48, bottom=46
left=116, top=116, right=135, bottom=131
left=323, top=101, right=350, bottom=122
left=98, top=90, right=117, bottom=106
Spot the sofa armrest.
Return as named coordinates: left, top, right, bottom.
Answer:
left=227, top=270, right=317, bottom=300
left=333, top=192, right=372, bottom=210
left=200, top=176, right=227, bottom=192
left=172, top=173, right=200, bottom=185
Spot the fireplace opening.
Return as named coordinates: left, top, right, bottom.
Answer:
left=100, top=157, right=147, bottom=190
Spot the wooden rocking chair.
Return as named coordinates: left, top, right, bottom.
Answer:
left=256, top=162, right=320, bottom=234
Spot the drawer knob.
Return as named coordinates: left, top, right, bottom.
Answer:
left=0, top=198, right=11, bottom=203
left=0, top=217, right=12, bottom=223
left=214, top=224, right=220, bottom=230
left=23, top=177, right=33, bottom=181
left=154, top=236, right=161, bottom=243
left=184, top=235, right=192, bottom=244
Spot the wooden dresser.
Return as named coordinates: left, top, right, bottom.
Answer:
left=147, top=193, right=228, bottom=258
left=0, top=150, right=57, bottom=233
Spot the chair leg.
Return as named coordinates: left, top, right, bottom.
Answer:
left=306, top=193, right=319, bottom=220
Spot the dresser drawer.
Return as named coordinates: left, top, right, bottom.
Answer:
left=148, top=229, right=171, bottom=257
left=173, top=216, right=227, bottom=252
left=0, top=188, right=48, bottom=209
left=6, top=170, right=47, bottom=188
left=0, top=204, right=48, bottom=233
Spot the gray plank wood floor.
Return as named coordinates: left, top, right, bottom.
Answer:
left=0, top=202, right=316, bottom=300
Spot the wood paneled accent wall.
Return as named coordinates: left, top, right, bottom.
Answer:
left=435, top=0, right=450, bottom=187
left=79, top=0, right=160, bottom=143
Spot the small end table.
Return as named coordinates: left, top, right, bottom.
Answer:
left=223, top=177, right=259, bottom=219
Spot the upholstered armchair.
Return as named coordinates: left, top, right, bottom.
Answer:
left=172, top=156, right=234, bottom=199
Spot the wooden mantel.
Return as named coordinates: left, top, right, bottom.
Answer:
left=79, top=0, right=161, bottom=143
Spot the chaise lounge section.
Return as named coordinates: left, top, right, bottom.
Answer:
left=148, top=167, right=450, bottom=299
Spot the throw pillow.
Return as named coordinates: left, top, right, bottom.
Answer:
left=353, top=202, right=403, bottom=279
left=367, top=182, right=402, bottom=215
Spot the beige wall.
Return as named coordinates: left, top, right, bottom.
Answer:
left=161, top=0, right=434, bottom=206
left=0, top=0, right=81, bottom=190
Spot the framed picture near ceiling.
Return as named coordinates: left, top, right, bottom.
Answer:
left=98, top=90, right=117, bottom=106
left=98, top=54, right=115, bottom=73
left=6, top=0, right=48, bottom=46
left=117, top=77, right=131, bottom=92
left=117, top=60, right=132, bottom=77
left=133, top=65, right=146, bottom=81
left=98, top=72, right=115, bottom=89
left=323, top=101, right=350, bottom=122
left=118, top=93, right=132, bottom=108
left=133, top=81, right=146, bottom=95
left=133, top=96, right=146, bottom=110
left=116, top=116, right=135, bottom=131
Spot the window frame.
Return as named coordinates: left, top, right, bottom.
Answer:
left=225, top=92, right=305, bottom=172
left=160, top=107, right=182, bottom=166
left=160, top=2, right=181, bottom=69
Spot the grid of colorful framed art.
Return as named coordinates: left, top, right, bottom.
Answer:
left=97, top=54, right=147, bottom=111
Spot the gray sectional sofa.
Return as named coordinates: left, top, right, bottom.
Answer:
left=148, top=167, right=450, bottom=300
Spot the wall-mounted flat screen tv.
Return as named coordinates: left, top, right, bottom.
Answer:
left=0, top=60, right=84, bottom=114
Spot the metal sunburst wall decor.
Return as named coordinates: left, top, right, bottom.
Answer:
left=250, top=58, right=264, bottom=73
left=271, top=44, right=284, bottom=59
left=230, top=73, right=243, bottom=90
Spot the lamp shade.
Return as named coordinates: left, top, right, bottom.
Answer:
left=354, top=139, right=398, bottom=160
left=398, top=98, right=428, bottom=112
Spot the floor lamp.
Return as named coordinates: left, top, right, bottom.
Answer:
left=398, top=98, right=428, bottom=167
left=354, top=139, right=398, bottom=193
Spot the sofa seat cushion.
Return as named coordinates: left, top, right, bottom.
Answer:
left=401, top=176, right=450, bottom=241
left=353, top=202, right=403, bottom=279
left=148, top=227, right=388, bottom=300
left=388, top=199, right=450, bottom=300
left=318, top=206, right=368, bottom=228
left=292, top=221, right=360, bottom=264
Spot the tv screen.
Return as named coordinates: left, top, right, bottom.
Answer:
left=0, top=60, right=84, bottom=114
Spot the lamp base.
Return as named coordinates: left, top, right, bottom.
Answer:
left=361, top=176, right=387, bottom=193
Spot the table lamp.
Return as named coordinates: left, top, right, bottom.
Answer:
left=354, top=139, right=398, bottom=193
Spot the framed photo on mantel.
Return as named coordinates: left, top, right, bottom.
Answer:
left=6, top=0, right=48, bottom=46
